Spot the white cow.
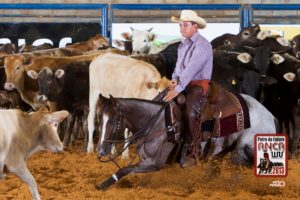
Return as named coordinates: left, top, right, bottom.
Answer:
left=87, top=52, right=169, bottom=153
left=130, top=27, right=180, bottom=54
left=0, top=108, right=69, bottom=200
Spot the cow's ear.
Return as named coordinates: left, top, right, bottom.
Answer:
left=271, top=54, right=284, bottom=64
left=47, top=110, right=69, bottom=123
left=54, top=69, right=65, bottom=78
left=237, top=53, right=252, bottom=63
left=283, top=72, right=296, bottom=82
left=276, top=37, right=290, bottom=47
left=253, top=24, right=261, bottom=32
left=23, top=56, right=34, bottom=65
left=112, top=39, right=124, bottom=48
left=148, top=32, right=156, bottom=41
left=257, top=30, right=271, bottom=40
left=130, top=27, right=135, bottom=32
left=147, top=27, right=153, bottom=32
left=27, top=70, right=38, bottom=79
left=18, top=43, right=26, bottom=53
left=121, top=32, right=132, bottom=40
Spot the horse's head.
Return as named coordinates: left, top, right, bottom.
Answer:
left=95, top=94, right=127, bottom=157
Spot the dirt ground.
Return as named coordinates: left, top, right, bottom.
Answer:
left=1, top=141, right=299, bottom=200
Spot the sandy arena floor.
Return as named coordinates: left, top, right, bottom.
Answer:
left=1, top=141, right=299, bottom=200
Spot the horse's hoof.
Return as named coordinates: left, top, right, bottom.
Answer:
left=96, top=182, right=109, bottom=190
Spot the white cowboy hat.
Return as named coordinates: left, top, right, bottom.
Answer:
left=171, top=10, right=207, bottom=29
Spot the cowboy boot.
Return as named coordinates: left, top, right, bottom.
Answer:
left=180, top=85, right=207, bottom=168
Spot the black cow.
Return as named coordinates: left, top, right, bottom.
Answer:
left=263, top=53, right=300, bottom=157
left=257, top=35, right=291, bottom=53
left=291, top=34, right=300, bottom=59
left=211, top=24, right=261, bottom=50
left=27, top=61, right=90, bottom=147
left=212, top=50, right=263, bottom=98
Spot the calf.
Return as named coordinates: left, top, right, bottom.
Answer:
left=27, top=61, right=90, bottom=147
left=0, top=108, right=69, bottom=200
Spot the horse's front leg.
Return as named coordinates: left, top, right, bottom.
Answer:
left=96, top=164, right=158, bottom=190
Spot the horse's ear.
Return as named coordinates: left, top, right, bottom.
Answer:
left=109, top=94, right=117, bottom=106
left=98, top=93, right=106, bottom=103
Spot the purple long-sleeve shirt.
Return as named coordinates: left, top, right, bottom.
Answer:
left=172, top=31, right=213, bottom=93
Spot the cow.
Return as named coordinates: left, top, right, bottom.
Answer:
left=18, top=43, right=54, bottom=53
left=256, top=30, right=291, bottom=53
left=130, top=27, right=181, bottom=54
left=27, top=61, right=90, bottom=147
left=112, top=32, right=133, bottom=54
left=87, top=52, right=169, bottom=152
left=3, top=50, right=112, bottom=109
left=0, top=108, right=69, bottom=200
left=262, top=53, right=300, bottom=157
left=291, top=34, right=300, bottom=59
left=211, top=24, right=261, bottom=50
left=66, top=34, right=110, bottom=52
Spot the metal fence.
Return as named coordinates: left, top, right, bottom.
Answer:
left=0, top=3, right=300, bottom=40
left=0, top=3, right=108, bottom=37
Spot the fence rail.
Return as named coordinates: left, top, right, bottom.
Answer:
left=0, top=3, right=108, bottom=37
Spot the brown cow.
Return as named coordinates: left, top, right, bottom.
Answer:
left=0, top=108, right=69, bottom=200
left=3, top=49, right=121, bottom=109
left=66, top=34, right=109, bottom=52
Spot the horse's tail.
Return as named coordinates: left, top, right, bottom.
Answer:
left=274, top=117, right=280, bottom=133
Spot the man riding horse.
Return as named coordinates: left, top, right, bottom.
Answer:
left=163, top=10, right=213, bottom=168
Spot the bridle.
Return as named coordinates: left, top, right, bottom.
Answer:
left=102, top=111, right=124, bottom=144
left=98, top=102, right=168, bottom=168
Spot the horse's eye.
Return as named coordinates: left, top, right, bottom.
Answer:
left=243, top=31, right=250, bottom=36
left=143, top=39, right=147, bottom=43
left=112, top=119, right=117, bottom=125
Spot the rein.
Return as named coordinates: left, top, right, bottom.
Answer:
left=98, top=102, right=168, bottom=167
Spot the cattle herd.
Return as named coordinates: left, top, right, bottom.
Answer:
left=0, top=24, right=300, bottom=199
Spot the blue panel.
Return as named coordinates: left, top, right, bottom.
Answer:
left=0, top=4, right=106, bottom=10
left=111, top=4, right=241, bottom=10
left=252, top=4, right=300, bottom=10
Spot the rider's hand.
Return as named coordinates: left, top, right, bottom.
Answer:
left=163, top=89, right=179, bottom=102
